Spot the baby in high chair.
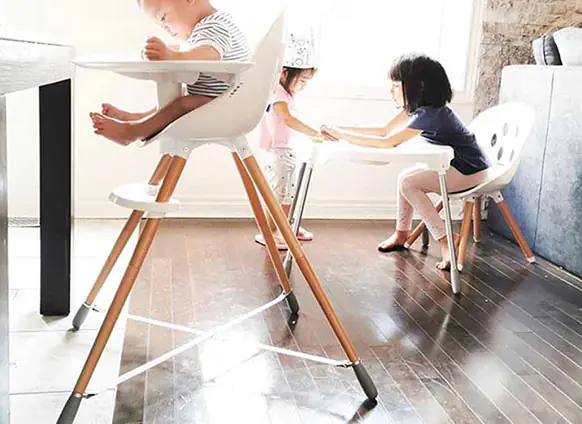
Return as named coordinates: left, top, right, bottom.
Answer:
left=90, top=0, right=251, bottom=145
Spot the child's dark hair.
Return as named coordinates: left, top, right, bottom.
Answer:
left=280, top=67, right=317, bottom=95
left=389, top=54, right=453, bottom=114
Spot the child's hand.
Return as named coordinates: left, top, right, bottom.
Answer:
left=321, top=125, right=339, bottom=141
left=143, top=37, right=175, bottom=61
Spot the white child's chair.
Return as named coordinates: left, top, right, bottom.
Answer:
left=406, top=102, right=536, bottom=270
left=59, top=14, right=377, bottom=424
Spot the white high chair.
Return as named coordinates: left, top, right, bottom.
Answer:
left=58, top=15, right=377, bottom=424
left=406, top=102, right=536, bottom=270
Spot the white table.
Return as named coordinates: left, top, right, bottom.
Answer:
left=286, top=138, right=462, bottom=294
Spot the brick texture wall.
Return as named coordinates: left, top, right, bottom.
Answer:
left=473, top=0, right=582, bottom=114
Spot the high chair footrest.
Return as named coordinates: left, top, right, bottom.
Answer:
left=109, top=183, right=180, bottom=213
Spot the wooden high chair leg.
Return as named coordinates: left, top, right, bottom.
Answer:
left=231, top=153, right=299, bottom=314
left=473, top=196, right=482, bottom=243
left=241, top=154, right=378, bottom=400
left=57, top=157, right=186, bottom=424
left=497, top=200, right=536, bottom=264
left=458, top=201, right=474, bottom=271
left=71, top=154, right=173, bottom=330
left=405, top=200, right=444, bottom=248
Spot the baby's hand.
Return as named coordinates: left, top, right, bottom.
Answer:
left=143, top=37, right=175, bottom=61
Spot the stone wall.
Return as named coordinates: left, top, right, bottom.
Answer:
left=473, top=0, right=582, bottom=114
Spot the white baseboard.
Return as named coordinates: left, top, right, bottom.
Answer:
left=71, top=196, right=467, bottom=220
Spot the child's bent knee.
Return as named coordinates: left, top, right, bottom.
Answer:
left=399, top=175, right=417, bottom=195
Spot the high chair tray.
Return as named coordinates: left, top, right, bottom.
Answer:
left=334, top=141, right=454, bottom=171
left=300, top=139, right=454, bottom=172
left=74, top=52, right=254, bottom=81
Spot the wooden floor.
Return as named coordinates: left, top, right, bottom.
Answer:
left=111, top=219, right=582, bottom=424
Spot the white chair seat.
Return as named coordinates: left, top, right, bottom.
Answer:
left=448, top=165, right=509, bottom=200
left=109, top=182, right=180, bottom=213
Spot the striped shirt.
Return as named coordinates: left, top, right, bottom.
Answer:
left=186, top=11, right=251, bottom=97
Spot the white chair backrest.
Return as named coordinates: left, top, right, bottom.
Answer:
left=469, top=102, right=535, bottom=185
left=225, top=14, right=286, bottom=133
left=153, top=13, right=285, bottom=143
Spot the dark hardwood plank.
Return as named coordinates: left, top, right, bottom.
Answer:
left=465, top=257, right=582, bottom=382
left=113, top=261, right=151, bottom=424
left=112, top=219, right=582, bottom=424
left=408, top=242, right=582, bottom=420
left=393, top=262, right=574, bottom=423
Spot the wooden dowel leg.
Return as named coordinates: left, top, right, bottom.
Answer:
left=87, top=154, right=171, bottom=304
left=407, top=222, right=427, bottom=248
left=70, top=157, right=186, bottom=396
left=84, top=211, right=143, bottom=306
left=243, top=153, right=377, bottom=400
left=72, top=155, right=173, bottom=330
left=242, top=155, right=358, bottom=362
left=473, top=196, right=482, bottom=243
left=232, top=153, right=293, bottom=295
left=148, top=154, right=172, bottom=186
left=497, top=200, right=536, bottom=263
left=457, top=201, right=474, bottom=271
left=405, top=200, right=444, bottom=247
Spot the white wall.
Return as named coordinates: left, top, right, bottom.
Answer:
left=5, top=0, right=474, bottom=219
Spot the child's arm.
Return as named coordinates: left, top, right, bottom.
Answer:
left=336, top=110, right=409, bottom=137
left=144, top=37, right=221, bottom=61
left=325, top=126, right=421, bottom=149
left=273, top=102, right=319, bottom=137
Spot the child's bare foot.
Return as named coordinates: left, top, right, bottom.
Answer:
left=90, top=113, right=139, bottom=146
left=101, top=103, right=132, bottom=121
left=378, top=231, right=409, bottom=253
left=436, top=234, right=461, bottom=270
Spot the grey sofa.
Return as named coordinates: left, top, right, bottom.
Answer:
left=487, top=65, right=582, bottom=277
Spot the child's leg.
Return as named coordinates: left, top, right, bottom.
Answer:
left=378, top=167, right=427, bottom=252
left=256, top=149, right=296, bottom=248
left=91, top=95, right=213, bottom=145
left=399, top=167, right=489, bottom=268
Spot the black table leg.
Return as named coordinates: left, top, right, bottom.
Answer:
left=39, top=79, right=72, bottom=316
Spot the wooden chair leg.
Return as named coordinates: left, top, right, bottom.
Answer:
left=231, top=153, right=297, bottom=312
left=458, top=201, right=474, bottom=271
left=241, top=154, right=377, bottom=400
left=72, top=154, right=173, bottom=330
left=69, top=157, right=186, bottom=399
left=497, top=200, right=536, bottom=263
left=242, top=155, right=355, bottom=356
left=405, top=200, right=444, bottom=247
left=473, top=196, right=482, bottom=243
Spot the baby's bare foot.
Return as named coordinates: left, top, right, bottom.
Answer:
left=101, top=103, right=133, bottom=121
left=90, top=113, right=139, bottom=146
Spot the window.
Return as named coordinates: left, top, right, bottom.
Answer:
left=216, top=0, right=481, bottom=99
